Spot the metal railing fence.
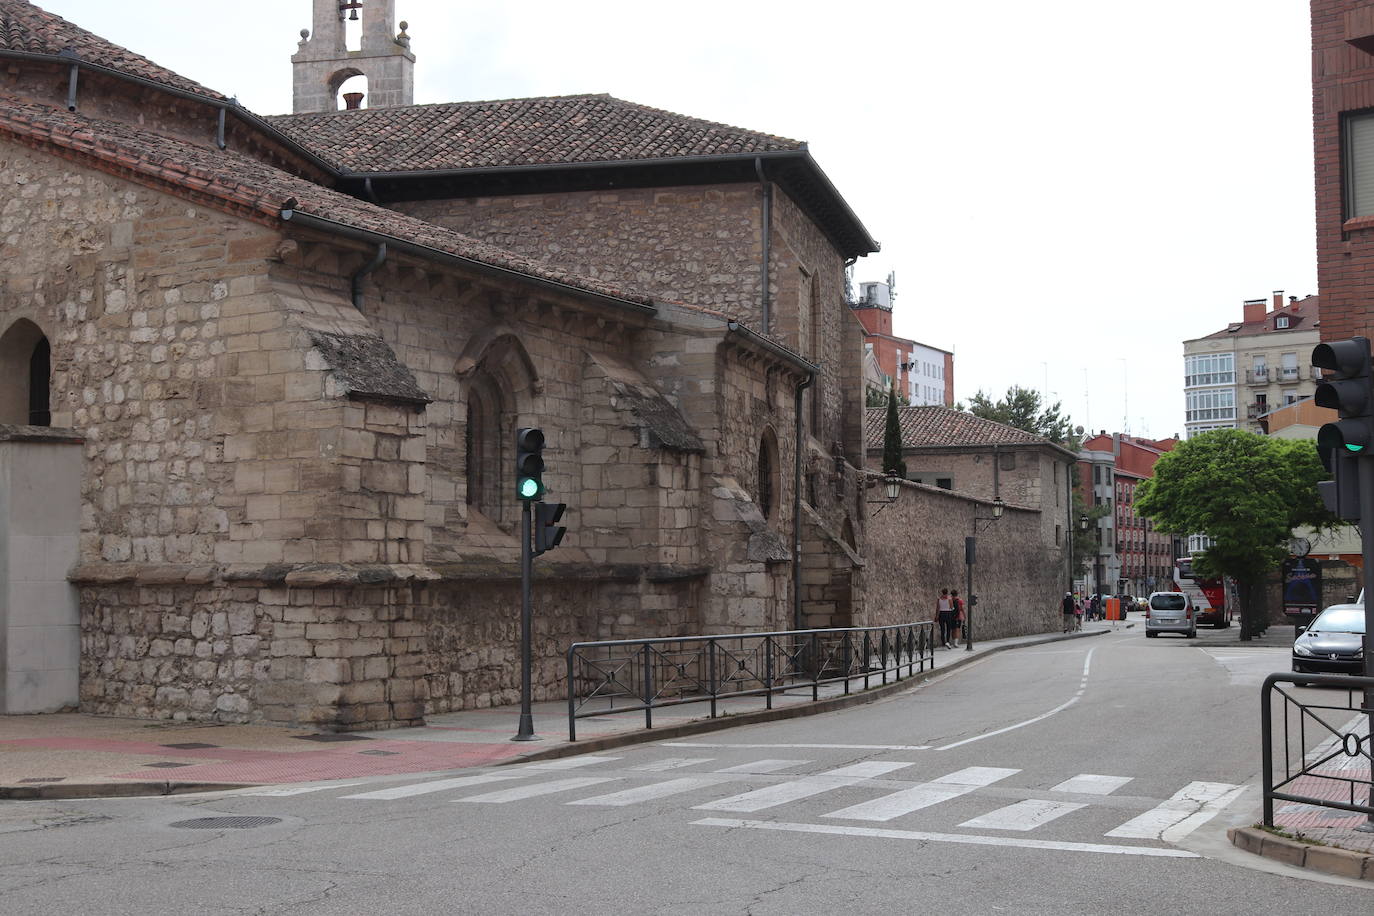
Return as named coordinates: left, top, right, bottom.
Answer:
left=565, top=621, right=937, bottom=741
left=1260, top=672, right=1374, bottom=827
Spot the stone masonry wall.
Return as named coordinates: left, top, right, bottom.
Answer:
left=863, top=479, right=1063, bottom=639
left=393, top=184, right=765, bottom=318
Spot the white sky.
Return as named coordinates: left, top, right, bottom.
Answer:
left=35, top=0, right=1317, bottom=440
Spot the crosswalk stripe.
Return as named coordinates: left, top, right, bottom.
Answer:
left=713, top=759, right=811, bottom=774
left=1051, top=774, right=1133, bottom=796
left=1105, top=781, right=1245, bottom=841
left=518, top=756, right=621, bottom=770
left=958, top=799, right=1086, bottom=831
left=457, top=776, right=620, bottom=803
left=567, top=776, right=725, bottom=807
left=692, top=818, right=1200, bottom=857
left=823, top=766, right=1019, bottom=822
left=694, top=761, right=913, bottom=813
left=631, top=758, right=713, bottom=772
left=244, top=782, right=364, bottom=797
left=342, top=773, right=526, bottom=801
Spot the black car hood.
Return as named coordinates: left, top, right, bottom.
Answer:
left=1298, top=631, right=1363, bottom=655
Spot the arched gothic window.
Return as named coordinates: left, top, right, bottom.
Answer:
left=0, top=320, right=50, bottom=427
left=757, top=428, right=780, bottom=520
left=465, top=373, right=506, bottom=521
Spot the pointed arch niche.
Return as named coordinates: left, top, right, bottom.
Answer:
left=455, top=331, right=542, bottom=528
left=0, top=319, right=51, bottom=427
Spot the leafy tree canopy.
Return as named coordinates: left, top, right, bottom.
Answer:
left=961, top=385, right=1075, bottom=447
left=1134, top=429, right=1335, bottom=637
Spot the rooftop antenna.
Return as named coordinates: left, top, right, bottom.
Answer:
left=886, top=270, right=897, bottom=303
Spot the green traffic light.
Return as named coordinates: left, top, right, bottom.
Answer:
left=1347, top=443, right=1365, bottom=453
left=518, top=477, right=540, bottom=499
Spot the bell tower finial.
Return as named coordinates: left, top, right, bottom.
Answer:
left=291, top=0, right=415, bottom=114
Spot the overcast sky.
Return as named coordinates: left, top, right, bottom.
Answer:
left=36, top=0, right=1317, bottom=440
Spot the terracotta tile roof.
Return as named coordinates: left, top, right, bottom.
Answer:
left=865, top=406, right=1050, bottom=450
left=1195, top=295, right=1321, bottom=341
left=0, top=100, right=651, bottom=306
left=0, top=1, right=225, bottom=100
left=266, top=94, right=805, bottom=173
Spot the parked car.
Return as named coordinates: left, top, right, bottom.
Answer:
left=1145, top=591, right=1196, bottom=638
left=1291, top=603, right=1366, bottom=675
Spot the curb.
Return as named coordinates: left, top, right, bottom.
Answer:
left=0, top=781, right=252, bottom=801
left=497, top=628, right=1108, bottom=766
left=1228, top=826, right=1374, bottom=882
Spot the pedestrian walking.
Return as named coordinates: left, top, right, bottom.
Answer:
left=935, top=588, right=955, bottom=648
left=1062, top=592, right=1076, bottom=633
left=951, top=589, right=965, bottom=643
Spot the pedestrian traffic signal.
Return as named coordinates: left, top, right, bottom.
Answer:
left=534, top=502, right=566, bottom=556
left=1313, top=337, right=1374, bottom=455
left=1317, top=440, right=1362, bottom=521
left=515, top=427, right=545, bottom=500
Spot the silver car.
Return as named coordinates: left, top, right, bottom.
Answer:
left=1146, top=591, right=1197, bottom=638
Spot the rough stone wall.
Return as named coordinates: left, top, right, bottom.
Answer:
left=862, top=479, right=1063, bottom=639
left=392, top=184, right=765, bottom=318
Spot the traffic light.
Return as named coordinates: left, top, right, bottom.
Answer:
left=534, top=502, right=567, bottom=556
left=1312, top=336, right=1374, bottom=455
left=1317, top=440, right=1362, bottom=521
left=515, top=427, right=545, bottom=500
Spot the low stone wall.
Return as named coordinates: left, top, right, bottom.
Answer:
left=861, top=479, right=1062, bottom=640
left=77, top=569, right=701, bottom=729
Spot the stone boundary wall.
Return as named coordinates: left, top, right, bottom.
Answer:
left=862, top=479, right=1063, bottom=639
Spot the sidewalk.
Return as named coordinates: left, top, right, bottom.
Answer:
left=0, top=624, right=1117, bottom=800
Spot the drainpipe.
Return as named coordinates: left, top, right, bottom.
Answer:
left=61, top=51, right=79, bottom=111
left=992, top=444, right=1001, bottom=501
left=755, top=158, right=772, bottom=335
left=793, top=371, right=815, bottom=631
left=350, top=243, right=387, bottom=311
left=216, top=107, right=227, bottom=151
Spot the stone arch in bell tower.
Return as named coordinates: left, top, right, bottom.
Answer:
left=291, top=0, right=415, bottom=113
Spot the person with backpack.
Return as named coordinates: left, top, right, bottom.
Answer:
left=950, top=589, right=965, bottom=643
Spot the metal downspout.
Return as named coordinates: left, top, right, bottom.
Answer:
left=756, top=158, right=772, bottom=334
left=216, top=107, right=227, bottom=151
left=793, top=372, right=815, bottom=631
left=62, top=54, right=78, bottom=111
left=351, top=243, right=387, bottom=311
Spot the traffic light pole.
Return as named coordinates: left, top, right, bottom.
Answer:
left=1360, top=452, right=1374, bottom=831
left=513, top=499, right=536, bottom=741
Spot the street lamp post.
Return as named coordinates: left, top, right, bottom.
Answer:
left=965, top=496, right=1005, bottom=651
left=1078, top=514, right=1089, bottom=595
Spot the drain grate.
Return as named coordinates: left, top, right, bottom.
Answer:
left=161, top=742, right=220, bottom=750
left=358, top=750, right=399, bottom=757
left=19, top=777, right=65, bottom=784
left=143, top=762, right=192, bottom=768
left=170, top=816, right=282, bottom=830
left=294, top=733, right=371, bottom=742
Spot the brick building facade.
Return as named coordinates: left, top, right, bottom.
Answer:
left=1313, top=1, right=1374, bottom=343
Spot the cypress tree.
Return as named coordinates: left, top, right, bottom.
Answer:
left=882, top=381, right=906, bottom=479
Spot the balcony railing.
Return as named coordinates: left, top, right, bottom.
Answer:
left=1249, top=369, right=1270, bottom=385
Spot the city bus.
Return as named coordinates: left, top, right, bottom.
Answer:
left=1173, top=555, right=1232, bottom=628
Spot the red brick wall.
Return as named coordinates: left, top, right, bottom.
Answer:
left=1314, top=0, right=1374, bottom=341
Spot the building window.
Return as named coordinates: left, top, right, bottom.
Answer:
left=1280, top=352, right=1298, bottom=380
left=0, top=319, right=50, bottom=427
left=757, top=428, right=780, bottom=520
left=1275, top=316, right=1289, bottom=329
left=936, top=477, right=952, bottom=490
left=464, top=374, right=506, bottom=520
left=1184, top=353, right=1234, bottom=387
left=1344, top=110, right=1374, bottom=219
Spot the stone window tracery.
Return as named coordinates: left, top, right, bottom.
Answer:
left=465, top=373, right=506, bottom=522
left=757, top=428, right=780, bottom=520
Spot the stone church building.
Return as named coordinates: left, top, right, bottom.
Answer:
left=0, top=0, right=898, bottom=727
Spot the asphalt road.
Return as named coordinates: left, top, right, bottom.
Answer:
left=1, top=626, right=1369, bottom=915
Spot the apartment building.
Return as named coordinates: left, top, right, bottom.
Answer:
left=1077, top=432, right=1179, bottom=598
left=1181, top=292, right=1321, bottom=438
left=852, top=281, right=954, bottom=406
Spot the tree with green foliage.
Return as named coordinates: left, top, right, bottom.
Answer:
left=881, top=382, right=906, bottom=479
left=1134, top=429, right=1335, bottom=641
left=962, top=385, right=1076, bottom=447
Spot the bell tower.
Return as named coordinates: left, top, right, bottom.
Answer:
left=291, top=0, right=415, bottom=113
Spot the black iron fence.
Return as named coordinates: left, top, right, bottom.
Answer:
left=565, top=622, right=937, bottom=741
left=1261, top=672, right=1374, bottom=827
